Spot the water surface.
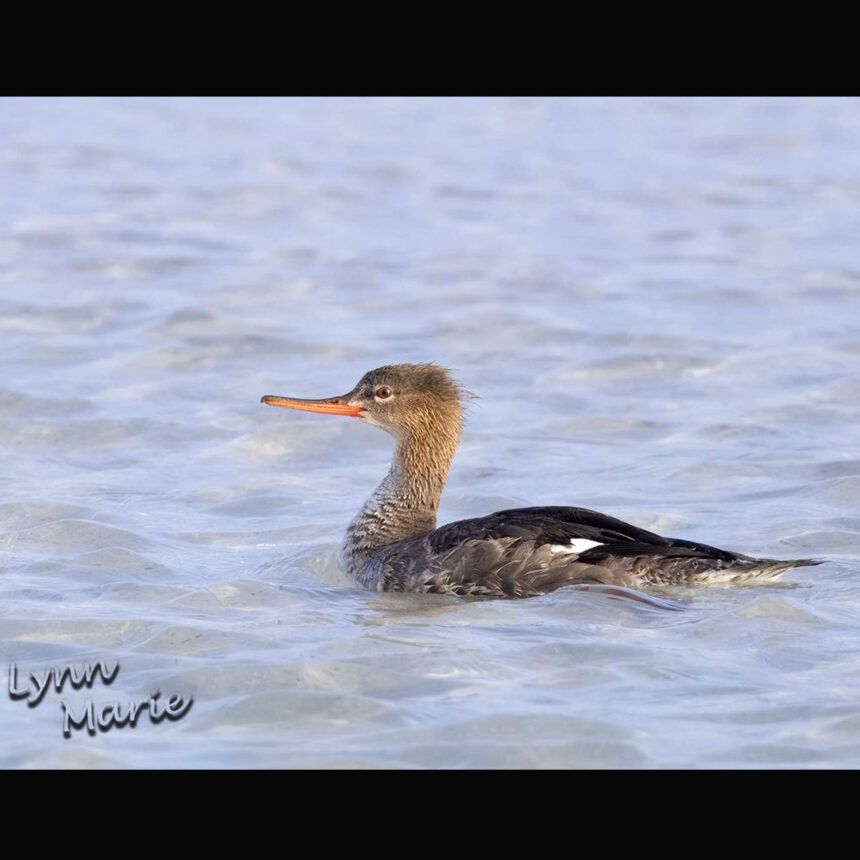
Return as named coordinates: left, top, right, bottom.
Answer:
left=1, top=96, right=859, bottom=767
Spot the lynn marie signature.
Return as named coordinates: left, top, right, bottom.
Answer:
left=8, top=660, right=193, bottom=738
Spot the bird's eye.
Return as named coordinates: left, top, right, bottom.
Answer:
left=375, top=386, right=392, bottom=400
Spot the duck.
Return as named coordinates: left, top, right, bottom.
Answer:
left=261, top=363, right=819, bottom=598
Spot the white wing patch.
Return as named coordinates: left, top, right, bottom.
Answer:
left=550, top=538, right=605, bottom=555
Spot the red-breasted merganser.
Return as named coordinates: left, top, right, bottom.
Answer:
left=261, top=364, right=819, bottom=598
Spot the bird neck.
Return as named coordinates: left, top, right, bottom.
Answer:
left=343, top=415, right=460, bottom=562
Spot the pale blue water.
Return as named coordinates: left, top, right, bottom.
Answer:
left=1, top=96, right=860, bottom=767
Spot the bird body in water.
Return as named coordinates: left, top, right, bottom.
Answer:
left=262, top=364, right=819, bottom=598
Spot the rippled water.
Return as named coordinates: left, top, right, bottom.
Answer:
left=2, top=96, right=860, bottom=768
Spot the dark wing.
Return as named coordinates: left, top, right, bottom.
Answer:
left=429, top=506, right=737, bottom=560
left=395, top=506, right=750, bottom=596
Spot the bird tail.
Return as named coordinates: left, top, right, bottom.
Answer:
left=737, top=557, right=823, bottom=581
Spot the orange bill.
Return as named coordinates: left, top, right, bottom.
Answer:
left=260, top=394, right=364, bottom=417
